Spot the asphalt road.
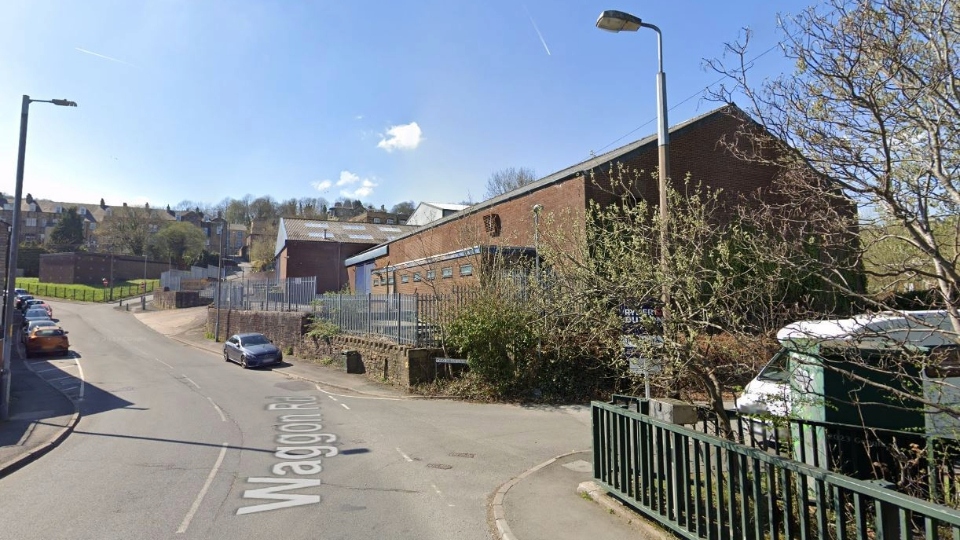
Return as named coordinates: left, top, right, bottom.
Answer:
left=0, top=300, right=592, bottom=540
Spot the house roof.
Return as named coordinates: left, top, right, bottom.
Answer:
left=423, top=202, right=470, bottom=211
left=345, top=104, right=745, bottom=266
left=278, top=218, right=419, bottom=255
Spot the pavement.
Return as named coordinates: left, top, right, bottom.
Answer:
left=0, top=300, right=667, bottom=540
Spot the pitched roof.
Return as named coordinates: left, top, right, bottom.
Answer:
left=347, top=104, right=745, bottom=260
left=279, top=217, right=419, bottom=245
left=423, top=202, right=470, bottom=211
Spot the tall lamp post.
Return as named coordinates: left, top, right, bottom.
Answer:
left=1, top=95, right=77, bottom=420
left=596, top=9, right=671, bottom=319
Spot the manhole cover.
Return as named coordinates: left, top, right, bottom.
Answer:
left=449, top=452, right=475, bottom=458
left=427, top=463, right=453, bottom=470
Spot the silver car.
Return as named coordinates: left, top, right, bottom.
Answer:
left=223, top=332, right=283, bottom=369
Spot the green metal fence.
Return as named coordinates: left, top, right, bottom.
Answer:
left=592, top=398, right=960, bottom=540
left=20, top=281, right=157, bottom=302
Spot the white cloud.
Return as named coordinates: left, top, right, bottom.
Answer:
left=377, top=121, right=423, bottom=152
left=336, top=170, right=360, bottom=186
left=311, top=180, right=332, bottom=191
left=314, top=170, right=379, bottom=199
left=343, top=179, right=377, bottom=198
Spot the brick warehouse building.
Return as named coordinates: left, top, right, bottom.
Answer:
left=344, top=105, right=831, bottom=294
left=275, top=218, right=419, bottom=293
left=39, top=252, right=170, bottom=285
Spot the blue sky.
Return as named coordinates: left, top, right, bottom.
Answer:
left=0, top=1, right=803, bottom=211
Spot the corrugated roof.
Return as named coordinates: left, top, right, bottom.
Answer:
left=281, top=217, right=419, bottom=244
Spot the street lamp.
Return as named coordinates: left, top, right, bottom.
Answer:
left=596, top=9, right=671, bottom=317
left=1, top=95, right=77, bottom=420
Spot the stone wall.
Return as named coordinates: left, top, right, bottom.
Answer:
left=205, top=307, right=439, bottom=388
left=155, top=291, right=210, bottom=310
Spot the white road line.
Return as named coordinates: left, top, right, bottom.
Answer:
left=153, top=357, right=174, bottom=369
left=396, top=447, right=413, bottom=462
left=432, top=484, right=442, bottom=495
left=47, top=375, right=74, bottom=381
left=35, top=367, right=64, bottom=373
left=327, top=395, right=339, bottom=402
left=177, top=442, right=228, bottom=534
left=314, top=385, right=402, bottom=401
left=61, top=385, right=80, bottom=391
left=340, top=403, right=350, bottom=410
left=75, top=357, right=85, bottom=400
left=207, top=397, right=226, bottom=422
left=182, top=376, right=200, bottom=389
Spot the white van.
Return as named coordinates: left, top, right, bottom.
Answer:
left=736, top=310, right=959, bottom=439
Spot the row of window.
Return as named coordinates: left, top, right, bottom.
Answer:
left=372, top=264, right=473, bottom=286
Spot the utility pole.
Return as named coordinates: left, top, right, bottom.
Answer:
left=215, top=220, right=225, bottom=341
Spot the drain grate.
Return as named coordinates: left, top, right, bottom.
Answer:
left=427, top=463, right=453, bottom=470
left=449, top=452, right=475, bottom=458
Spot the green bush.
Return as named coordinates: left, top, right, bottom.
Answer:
left=446, top=293, right=537, bottom=395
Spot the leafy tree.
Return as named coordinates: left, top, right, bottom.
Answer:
left=225, top=196, right=252, bottom=225
left=153, top=222, right=206, bottom=268
left=249, top=220, right=279, bottom=271
left=46, top=206, right=85, bottom=252
left=95, top=205, right=166, bottom=255
left=249, top=196, right=278, bottom=221
left=484, top=167, right=537, bottom=199
left=706, top=0, right=960, bottom=334
left=390, top=200, right=416, bottom=216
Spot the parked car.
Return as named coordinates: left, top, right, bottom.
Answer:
left=14, top=288, right=27, bottom=296
left=15, top=294, right=34, bottom=310
left=23, top=319, right=59, bottom=343
left=25, top=326, right=69, bottom=357
left=23, top=307, right=53, bottom=325
left=223, top=332, right=283, bottom=369
left=22, top=299, right=52, bottom=317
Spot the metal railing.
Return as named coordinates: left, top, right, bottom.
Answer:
left=593, top=398, right=960, bottom=540
left=312, top=293, right=423, bottom=346
left=211, top=277, right=317, bottom=312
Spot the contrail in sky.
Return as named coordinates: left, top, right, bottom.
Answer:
left=523, top=5, right=551, bottom=56
left=75, top=47, right=138, bottom=67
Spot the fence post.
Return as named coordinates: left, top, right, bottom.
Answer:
left=367, top=293, right=372, bottom=337
left=396, top=292, right=401, bottom=344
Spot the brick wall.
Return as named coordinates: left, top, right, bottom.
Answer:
left=39, top=252, right=169, bottom=285
left=280, top=240, right=370, bottom=293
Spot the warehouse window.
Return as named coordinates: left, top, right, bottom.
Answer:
left=441, top=267, right=453, bottom=278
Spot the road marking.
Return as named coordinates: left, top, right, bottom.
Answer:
left=396, top=447, right=413, bottom=462
left=314, top=385, right=402, bottom=401
left=182, top=376, right=200, bottom=389
left=207, top=397, right=226, bottom=422
left=177, top=442, right=228, bottom=534
left=153, top=357, right=174, bottom=369
left=35, top=367, right=64, bottom=373
left=61, top=384, right=80, bottom=391
left=327, top=395, right=338, bottom=401
left=340, top=403, right=350, bottom=410
left=48, top=375, right=74, bottom=381
left=432, top=484, right=442, bottom=495
left=75, top=357, right=85, bottom=400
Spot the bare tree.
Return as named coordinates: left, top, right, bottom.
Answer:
left=705, top=0, right=960, bottom=335
left=484, top=167, right=537, bottom=199
left=95, top=205, right=167, bottom=256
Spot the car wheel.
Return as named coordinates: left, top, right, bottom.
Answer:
left=224, top=350, right=230, bottom=362
left=240, top=355, right=248, bottom=369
